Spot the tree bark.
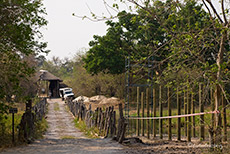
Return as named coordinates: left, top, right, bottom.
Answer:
left=214, top=31, right=227, bottom=144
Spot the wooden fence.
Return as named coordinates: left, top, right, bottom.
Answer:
left=126, top=84, right=229, bottom=143
left=66, top=98, right=127, bottom=143
left=18, top=98, right=47, bottom=142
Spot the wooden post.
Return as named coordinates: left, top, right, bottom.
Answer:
left=184, top=91, right=187, bottom=137
left=117, top=104, right=123, bottom=140
left=95, top=108, right=98, bottom=126
left=199, top=83, right=205, bottom=141
left=159, top=85, right=163, bottom=139
left=112, top=110, right=116, bottom=137
left=222, top=94, right=227, bottom=141
left=12, top=111, right=15, bottom=144
left=99, top=112, right=104, bottom=135
left=177, top=87, right=181, bottom=141
left=141, top=92, right=145, bottom=136
left=136, top=87, right=140, bottom=136
left=187, top=86, right=191, bottom=142
left=104, top=108, right=109, bottom=136
left=168, top=87, right=172, bottom=140
left=146, top=88, right=150, bottom=139
left=46, top=81, right=49, bottom=97
left=117, top=103, right=127, bottom=143
left=26, top=100, right=33, bottom=139
left=191, top=91, right=196, bottom=138
left=106, top=107, right=113, bottom=138
left=153, top=88, right=156, bottom=137
left=97, top=108, right=101, bottom=128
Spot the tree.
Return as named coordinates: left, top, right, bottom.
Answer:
left=84, top=0, right=230, bottom=145
left=83, top=10, right=168, bottom=75
left=0, top=0, right=48, bottom=114
left=121, top=0, right=230, bottom=145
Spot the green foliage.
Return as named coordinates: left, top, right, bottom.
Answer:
left=41, top=56, right=74, bottom=79
left=0, top=110, right=24, bottom=149
left=83, top=9, right=167, bottom=75
left=68, top=63, right=124, bottom=98
left=0, top=0, right=48, bottom=115
left=33, top=117, right=48, bottom=139
left=41, top=53, right=125, bottom=98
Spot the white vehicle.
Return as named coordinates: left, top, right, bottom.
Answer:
left=59, top=88, right=74, bottom=100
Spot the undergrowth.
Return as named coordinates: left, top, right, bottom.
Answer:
left=0, top=110, right=48, bottom=151
left=33, top=117, right=48, bottom=139
left=74, top=118, right=99, bottom=139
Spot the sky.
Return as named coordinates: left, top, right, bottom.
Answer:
left=41, top=0, right=127, bottom=60
left=41, top=0, right=221, bottom=60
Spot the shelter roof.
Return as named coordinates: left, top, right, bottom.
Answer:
left=36, top=70, right=63, bottom=82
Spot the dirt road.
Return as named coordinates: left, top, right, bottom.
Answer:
left=0, top=98, right=214, bottom=154
left=0, top=99, right=129, bottom=154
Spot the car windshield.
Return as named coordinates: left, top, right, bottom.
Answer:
left=65, top=91, right=72, bottom=94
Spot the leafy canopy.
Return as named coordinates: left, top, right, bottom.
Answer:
left=0, top=0, right=48, bottom=115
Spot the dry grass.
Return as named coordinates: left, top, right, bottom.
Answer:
left=54, top=102, right=60, bottom=111
left=74, top=118, right=99, bottom=139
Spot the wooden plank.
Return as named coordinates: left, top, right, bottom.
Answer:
left=199, top=83, right=205, bottom=141
left=112, top=110, right=116, bottom=137
left=191, top=91, right=196, bottom=138
left=104, top=108, right=109, bottom=135
left=105, top=107, right=113, bottom=138
left=187, top=86, right=191, bottom=142
left=146, top=88, right=150, bottom=139
left=117, top=103, right=123, bottom=140
left=159, top=85, right=163, bottom=139
left=99, top=112, right=104, bottom=135
left=118, top=121, right=127, bottom=143
left=168, top=87, right=172, bottom=140
left=177, top=87, right=181, bottom=141
left=184, top=91, right=187, bottom=137
left=141, top=92, right=145, bottom=136
left=153, top=88, right=156, bottom=137
left=136, top=87, right=140, bottom=136
left=118, top=103, right=127, bottom=143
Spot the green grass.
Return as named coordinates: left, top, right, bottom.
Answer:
left=33, top=117, right=48, bottom=139
left=0, top=111, right=24, bottom=149
left=74, top=118, right=99, bottom=139
left=54, top=102, right=60, bottom=111
left=61, top=136, right=76, bottom=139
left=0, top=107, right=48, bottom=151
left=126, top=106, right=230, bottom=139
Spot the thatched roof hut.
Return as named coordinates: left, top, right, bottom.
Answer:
left=36, top=70, right=62, bottom=98
left=36, top=70, right=62, bottom=82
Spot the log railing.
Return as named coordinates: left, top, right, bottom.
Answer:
left=66, top=98, right=127, bottom=143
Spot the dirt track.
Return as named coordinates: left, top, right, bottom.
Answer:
left=0, top=99, right=218, bottom=154
left=0, top=99, right=129, bottom=154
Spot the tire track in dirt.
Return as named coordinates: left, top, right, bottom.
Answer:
left=44, top=98, right=85, bottom=139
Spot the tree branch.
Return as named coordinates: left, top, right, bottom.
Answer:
left=205, top=0, right=223, bottom=23
left=221, top=0, right=228, bottom=24
left=202, top=0, right=212, bottom=19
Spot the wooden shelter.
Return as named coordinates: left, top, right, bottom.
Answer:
left=36, top=70, right=63, bottom=98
